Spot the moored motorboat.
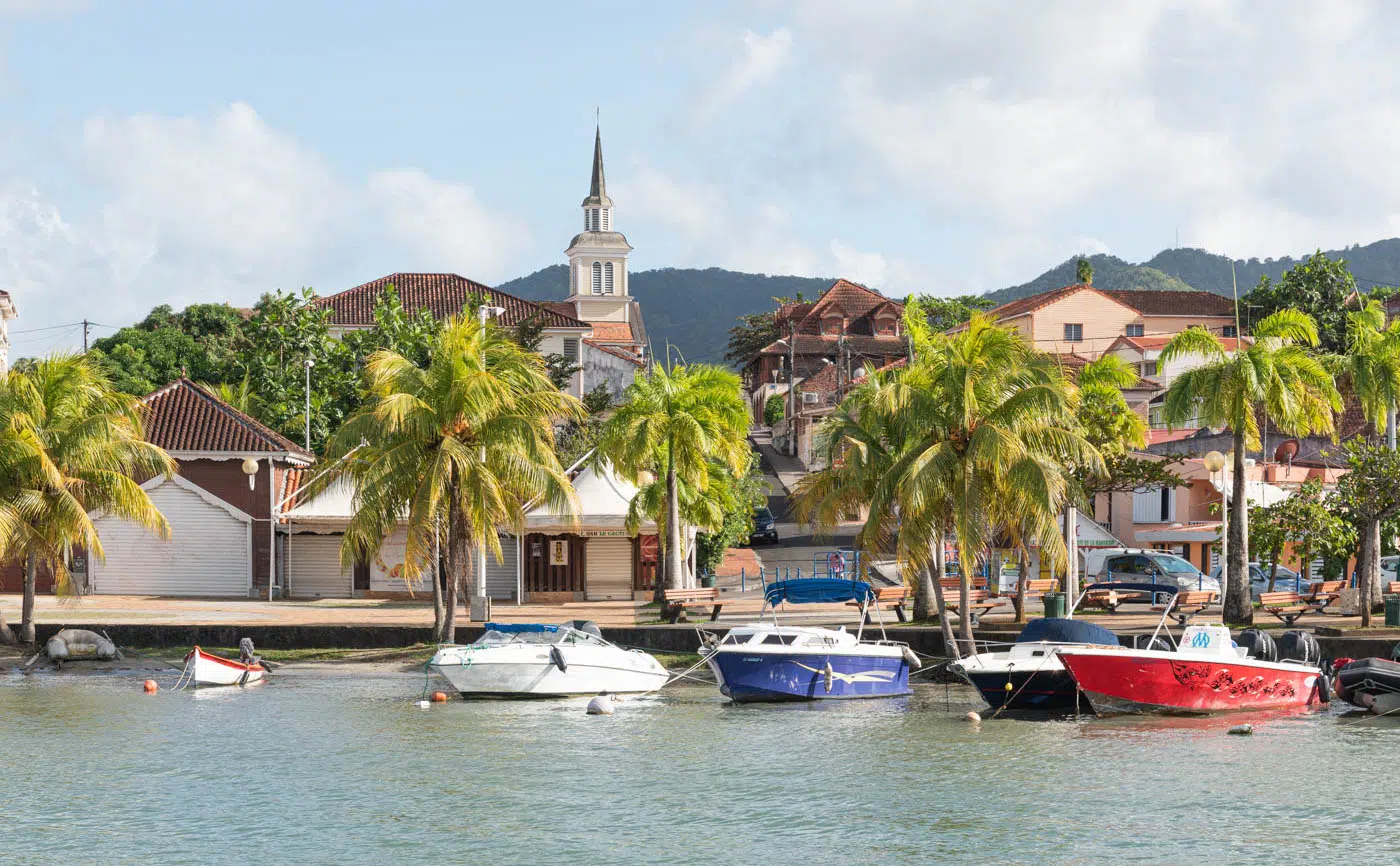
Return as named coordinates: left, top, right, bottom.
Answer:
left=429, top=621, right=668, bottom=698
left=1059, top=624, right=1326, bottom=716
left=182, top=646, right=266, bottom=687
left=704, top=578, right=915, bottom=702
left=952, top=582, right=1176, bottom=711
left=1333, top=657, right=1400, bottom=715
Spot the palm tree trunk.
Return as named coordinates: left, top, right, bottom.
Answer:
left=929, top=540, right=958, bottom=660
left=430, top=524, right=446, bottom=643
left=1226, top=430, right=1252, bottom=625
left=912, top=562, right=935, bottom=621
left=652, top=534, right=668, bottom=605
left=442, top=506, right=461, bottom=642
left=20, top=551, right=37, bottom=645
left=665, top=465, right=684, bottom=591
left=957, top=546, right=974, bottom=656
left=1014, top=546, right=1030, bottom=624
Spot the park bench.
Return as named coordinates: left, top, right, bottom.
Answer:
left=944, top=590, right=1002, bottom=626
left=1259, top=590, right=1327, bottom=626
left=662, top=587, right=723, bottom=624
left=1387, top=582, right=1400, bottom=595
left=1025, top=578, right=1057, bottom=594
left=939, top=576, right=989, bottom=593
left=1152, top=590, right=1218, bottom=626
left=847, top=585, right=912, bottom=623
left=1303, top=580, right=1346, bottom=612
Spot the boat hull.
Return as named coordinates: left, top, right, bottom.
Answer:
left=1334, top=657, right=1400, bottom=714
left=709, top=650, right=910, bottom=702
left=430, top=647, right=668, bottom=697
left=1059, top=650, right=1320, bottom=715
left=964, top=669, right=1083, bottom=711
left=185, top=648, right=265, bottom=687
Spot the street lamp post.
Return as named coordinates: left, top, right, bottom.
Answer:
left=1204, top=450, right=1227, bottom=607
left=472, top=305, right=505, bottom=622
left=303, top=358, right=315, bottom=453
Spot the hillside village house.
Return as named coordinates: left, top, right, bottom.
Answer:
left=83, top=379, right=313, bottom=598
left=313, top=129, right=646, bottom=400
left=743, top=279, right=907, bottom=444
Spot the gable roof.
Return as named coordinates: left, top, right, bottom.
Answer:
left=142, top=378, right=313, bottom=461
left=315, top=273, right=589, bottom=330
left=778, top=279, right=904, bottom=336
left=985, top=284, right=1137, bottom=320
left=988, top=283, right=1237, bottom=322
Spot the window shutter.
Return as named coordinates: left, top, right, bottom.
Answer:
left=591, top=262, right=602, bottom=295
left=604, top=263, right=614, bottom=294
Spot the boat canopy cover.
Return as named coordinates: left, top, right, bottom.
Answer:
left=1017, top=617, right=1119, bottom=646
left=484, top=622, right=559, bottom=634
left=764, top=578, right=875, bottom=607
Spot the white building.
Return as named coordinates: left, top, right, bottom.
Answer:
left=0, top=289, right=16, bottom=373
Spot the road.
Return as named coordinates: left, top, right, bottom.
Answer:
left=748, top=469, right=861, bottom=582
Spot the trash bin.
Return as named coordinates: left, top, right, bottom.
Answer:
left=700, top=573, right=716, bottom=589
left=1386, top=595, right=1400, bottom=627
left=1042, top=592, right=1066, bottom=619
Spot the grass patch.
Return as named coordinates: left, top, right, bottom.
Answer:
left=652, top=652, right=702, bottom=669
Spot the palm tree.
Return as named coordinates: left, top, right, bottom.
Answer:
left=1160, top=311, right=1340, bottom=624
left=601, top=363, right=749, bottom=598
left=1336, top=300, right=1400, bottom=623
left=319, top=315, right=583, bottom=642
left=0, top=354, right=175, bottom=643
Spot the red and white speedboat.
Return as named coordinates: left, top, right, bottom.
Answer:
left=181, top=646, right=266, bottom=687
left=1059, top=625, right=1325, bottom=715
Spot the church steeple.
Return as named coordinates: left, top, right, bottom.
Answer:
left=581, top=126, right=612, bottom=231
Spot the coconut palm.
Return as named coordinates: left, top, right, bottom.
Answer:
left=1335, top=300, right=1400, bottom=623
left=1160, top=310, right=1340, bottom=624
left=319, top=314, right=583, bottom=642
left=601, top=363, right=749, bottom=598
left=0, top=354, right=175, bottom=643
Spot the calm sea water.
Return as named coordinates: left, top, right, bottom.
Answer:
left=1, top=666, right=1394, bottom=866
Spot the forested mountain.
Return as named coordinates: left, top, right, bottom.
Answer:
left=497, top=266, right=833, bottom=364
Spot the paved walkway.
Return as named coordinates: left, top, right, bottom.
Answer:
left=750, top=428, right=808, bottom=495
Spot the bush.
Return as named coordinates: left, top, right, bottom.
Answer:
left=763, top=393, right=785, bottom=426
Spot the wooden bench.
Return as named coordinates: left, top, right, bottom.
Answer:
left=944, top=590, right=1002, bottom=626
left=1084, top=583, right=1162, bottom=613
left=1303, top=580, right=1346, bottom=612
left=1259, top=590, right=1326, bottom=626
left=1388, top=582, right=1400, bottom=595
left=846, top=585, right=912, bottom=623
left=1152, top=590, right=1218, bottom=626
left=939, top=577, right=989, bottom=593
left=1025, top=578, right=1057, bottom=594
left=662, top=588, right=723, bottom=624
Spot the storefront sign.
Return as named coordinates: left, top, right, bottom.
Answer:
left=579, top=529, right=633, bottom=538
left=549, top=540, right=569, bottom=566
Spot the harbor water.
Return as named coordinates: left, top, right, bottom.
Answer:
left=1, top=668, right=1394, bottom=865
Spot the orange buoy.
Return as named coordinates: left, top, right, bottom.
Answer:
left=430, top=691, right=449, bottom=703
left=143, top=680, right=159, bottom=694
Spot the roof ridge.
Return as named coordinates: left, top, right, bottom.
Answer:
left=168, top=378, right=311, bottom=457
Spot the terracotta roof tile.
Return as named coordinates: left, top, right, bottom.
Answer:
left=758, top=334, right=908, bottom=355
left=587, top=322, right=635, bottom=343
left=142, top=379, right=313, bottom=460
left=776, top=280, right=903, bottom=335
left=798, top=363, right=840, bottom=393
left=1098, top=289, right=1235, bottom=317
left=315, top=273, right=588, bottom=330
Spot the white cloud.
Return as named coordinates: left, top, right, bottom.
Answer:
left=0, top=103, right=533, bottom=345
left=692, top=28, right=793, bottom=122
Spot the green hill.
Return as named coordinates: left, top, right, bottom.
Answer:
left=496, top=266, right=834, bottom=365
left=983, top=254, right=1198, bottom=304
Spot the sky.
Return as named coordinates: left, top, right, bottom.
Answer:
left=5, top=0, right=1400, bottom=356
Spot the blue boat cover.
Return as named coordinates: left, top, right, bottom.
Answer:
left=484, top=622, right=558, bottom=634
left=764, top=578, right=875, bottom=607
left=1017, top=617, right=1119, bottom=646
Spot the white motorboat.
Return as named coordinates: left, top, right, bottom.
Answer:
left=429, top=621, right=668, bottom=698
left=181, top=646, right=266, bottom=687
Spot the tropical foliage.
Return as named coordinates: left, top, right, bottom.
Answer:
left=0, top=354, right=175, bottom=642
left=316, top=315, right=583, bottom=642
left=1160, top=310, right=1341, bottom=624
left=601, top=363, right=750, bottom=598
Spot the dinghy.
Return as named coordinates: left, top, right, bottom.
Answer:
left=181, top=646, right=266, bottom=687
left=429, top=621, right=668, bottom=698
left=1334, top=657, right=1400, bottom=715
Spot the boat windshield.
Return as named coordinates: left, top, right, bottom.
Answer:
left=475, top=630, right=560, bottom=646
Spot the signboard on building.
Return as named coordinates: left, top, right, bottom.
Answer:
left=580, top=529, right=632, bottom=538
left=549, top=540, right=569, bottom=566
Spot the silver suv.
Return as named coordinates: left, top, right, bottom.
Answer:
left=1100, top=551, right=1221, bottom=594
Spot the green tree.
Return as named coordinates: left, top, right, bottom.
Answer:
left=763, top=393, right=784, bottom=426
left=724, top=293, right=806, bottom=368
left=601, top=363, right=749, bottom=599
left=1249, top=479, right=1353, bottom=593
left=909, top=294, right=994, bottom=333
left=1160, top=311, right=1340, bottom=623
left=90, top=302, right=246, bottom=395
left=1247, top=251, right=1359, bottom=353
left=319, top=314, right=584, bottom=642
left=691, top=457, right=766, bottom=575
left=0, top=354, right=176, bottom=643
left=1075, top=257, right=1094, bottom=285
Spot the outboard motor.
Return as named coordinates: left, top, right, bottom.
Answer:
left=1132, top=634, right=1172, bottom=652
left=1236, top=628, right=1278, bottom=663
left=1276, top=630, right=1322, bottom=666
left=239, top=637, right=257, bottom=665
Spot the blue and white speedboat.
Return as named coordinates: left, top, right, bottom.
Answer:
left=703, top=579, right=917, bottom=702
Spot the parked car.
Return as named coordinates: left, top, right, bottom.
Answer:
left=1098, top=550, right=1221, bottom=595
left=1382, top=556, right=1399, bottom=581
left=1210, top=562, right=1305, bottom=600
left=749, top=507, right=779, bottom=544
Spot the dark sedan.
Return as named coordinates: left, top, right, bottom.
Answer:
left=749, top=507, right=779, bottom=544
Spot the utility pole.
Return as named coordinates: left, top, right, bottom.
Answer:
left=787, top=320, right=797, bottom=456
left=82, top=319, right=90, bottom=352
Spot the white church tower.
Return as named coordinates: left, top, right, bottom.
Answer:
left=565, top=127, right=638, bottom=333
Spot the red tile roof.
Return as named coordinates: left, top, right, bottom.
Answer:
left=798, top=363, right=840, bottom=393
left=777, top=279, right=903, bottom=336
left=315, top=273, right=589, bottom=330
left=142, top=379, right=313, bottom=460
left=987, top=284, right=1237, bottom=323
left=1108, top=334, right=1250, bottom=353
left=587, top=322, right=635, bottom=343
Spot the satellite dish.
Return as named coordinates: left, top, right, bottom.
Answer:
left=1274, top=439, right=1300, bottom=464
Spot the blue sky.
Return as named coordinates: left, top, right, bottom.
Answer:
left=5, top=1, right=1400, bottom=355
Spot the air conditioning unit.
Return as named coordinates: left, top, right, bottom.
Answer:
left=801, top=392, right=820, bottom=405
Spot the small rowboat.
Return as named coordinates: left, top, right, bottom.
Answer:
left=181, top=646, right=266, bottom=687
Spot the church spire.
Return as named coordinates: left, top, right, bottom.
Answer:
left=582, top=125, right=612, bottom=209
